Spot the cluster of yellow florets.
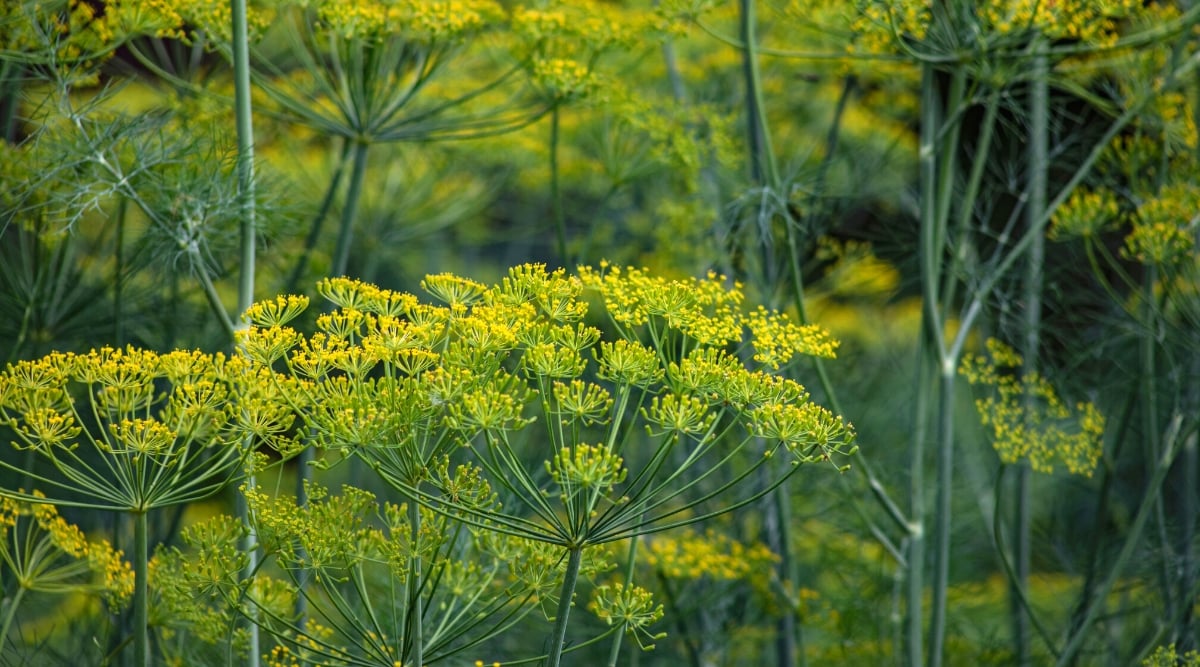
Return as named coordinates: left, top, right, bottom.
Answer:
left=1123, top=183, right=1200, bottom=267
left=314, top=0, right=503, bottom=42
left=588, top=582, right=666, bottom=649
left=960, top=338, right=1105, bottom=475
left=0, top=492, right=134, bottom=608
left=643, top=528, right=778, bottom=581
left=580, top=263, right=833, bottom=361
left=852, top=0, right=1146, bottom=56
left=1050, top=188, right=1122, bottom=241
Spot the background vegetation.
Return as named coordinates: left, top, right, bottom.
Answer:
left=1, top=1, right=1199, bottom=666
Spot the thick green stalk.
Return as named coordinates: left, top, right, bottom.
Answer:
left=736, top=9, right=808, bottom=662
left=774, top=476, right=804, bottom=667
left=133, top=510, right=149, bottom=667
left=232, top=0, right=260, bottom=663
left=331, top=140, right=371, bottom=277
left=113, top=196, right=127, bottom=345
left=408, top=498, right=423, bottom=666
left=0, top=60, right=19, bottom=143
left=1014, top=46, right=1049, bottom=667
left=1055, top=417, right=1184, bottom=666
left=1141, top=265, right=1176, bottom=628
left=928, top=364, right=955, bottom=667
left=546, top=547, right=583, bottom=667
left=233, top=0, right=255, bottom=311
left=738, top=0, right=779, bottom=188
left=284, top=142, right=353, bottom=294
left=908, top=59, right=941, bottom=667
left=550, top=105, right=568, bottom=265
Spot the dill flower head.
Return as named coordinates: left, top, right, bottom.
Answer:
left=960, top=338, right=1105, bottom=476
left=1, top=492, right=134, bottom=608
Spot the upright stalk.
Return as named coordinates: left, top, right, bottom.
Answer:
left=133, top=510, right=149, bottom=667
left=1055, top=417, right=1184, bottom=666
left=737, top=6, right=806, bottom=664
left=738, top=0, right=779, bottom=188
left=546, top=547, right=583, bottom=667
left=232, top=0, right=260, bottom=663
left=550, top=105, right=568, bottom=265
left=331, top=140, right=370, bottom=277
left=606, top=535, right=642, bottom=667
left=113, top=196, right=127, bottom=345
left=908, top=59, right=941, bottom=667
left=1014, top=44, right=1049, bottom=667
left=407, top=498, right=423, bottom=666
left=928, top=360, right=956, bottom=667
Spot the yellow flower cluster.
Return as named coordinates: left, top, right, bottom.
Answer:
left=588, top=582, right=666, bottom=649
left=979, top=0, right=1142, bottom=45
left=852, top=0, right=1148, bottom=57
left=547, top=443, right=627, bottom=492
left=314, top=0, right=503, bottom=42
left=1123, top=183, right=1200, bottom=267
left=0, top=345, right=282, bottom=509
left=579, top=263, right=757, bottom=350
left=530, top=57, right=598, bottom=101
left=960, top=339, right=1105, bottom=475
left=746, top=306, right=839, bottom=367
left=0, top=0, right=119, bottom=77
left=105, top=0, right=273, bottom=45
left=245, top=481, right=385, bottom=573
left=513, top=1, right=645, bottom=55
left=234, top=264, right=852, bottom=525
left=749, top=401, right=855, bottom=465
left=1143, top=644, right=1200, bottom=667
left=1050, top=188, right=1122, bottom=241
left=0, top=493, right=134, bottom=607
left=643, top=392, right=717, bottom=438
left=643, top=528, right=778, bottom=581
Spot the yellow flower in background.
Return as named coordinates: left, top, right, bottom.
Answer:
left=0, top=493, right=134, bottom=608
left=961, top=339, right=1105, bottom=476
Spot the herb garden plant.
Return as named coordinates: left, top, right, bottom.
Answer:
left=0, top=263, right=854, bottom=665
left=2, top=0, right=1200, bottom=665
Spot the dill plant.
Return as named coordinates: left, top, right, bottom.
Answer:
left=659, top=1, right=1200, bottom=664
left=0, top=347, right=300, bottom=666
left=223, top=263, right=854, bottom=666
left=0, top=492, right=135, bottom=658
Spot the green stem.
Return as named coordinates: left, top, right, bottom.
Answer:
left=408, top=498, right=424, bottom=667
left=331, top=140, right=371, bottom=278
left=738, top=0, right=780, bottom=189
left=1055, top=416, right=1185, bottom=666
left=907, top=58, right=942, bottom=667
left=0, top=586, right=27, bottom=657
left=113, top=196, right=127, bottom=345
left=195, top=258, right=238, bottom=340
left=927, top=365, right=955, bottom=667
left=546, top=547, right=583, bottom=667
left=1013, top=44, right=1048, bottom=667
left=0, top=60, right=20, bottom=143
left=773, top=476, right=802, bottom=667
left=284, top=142, right=352, bottom=294
left=233, top=0, right=256, bottom=317
left=992, top=468, right=1060, bottom=658
left=606, top=535, right=641, bottom=667
left=550, top=105, right=568, bottom=265
left=134, top=509, right=149, bottom=667
left=1141, top=265, right=1176, bottom=629
left=232, top=2, right=260, bottom=661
